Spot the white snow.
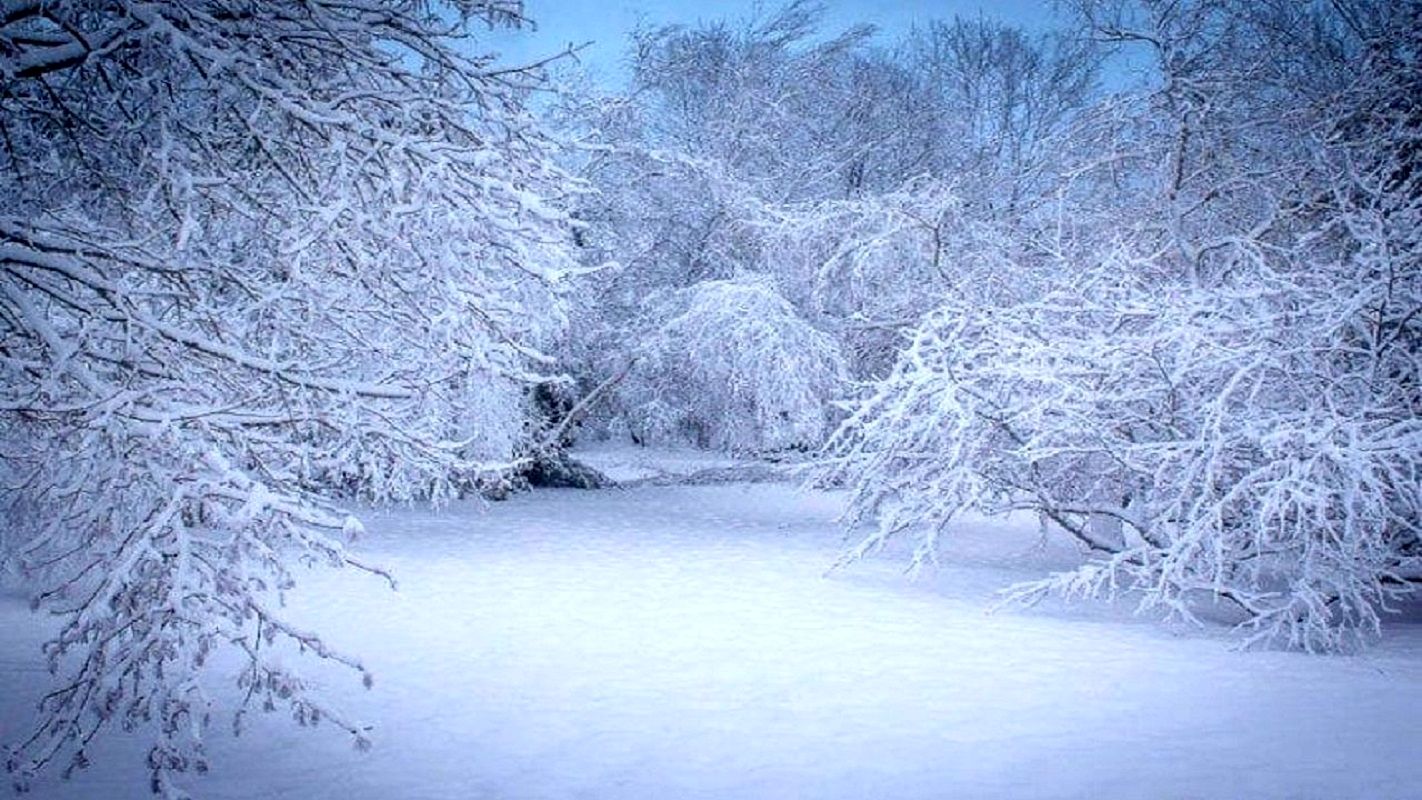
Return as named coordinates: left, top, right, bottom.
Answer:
left=2, top=480, right=1420, bottom=799
left=572, top=440, right=759, bottom=482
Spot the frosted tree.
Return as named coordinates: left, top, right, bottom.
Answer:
left=564, top=5, right=1099, bottom=440
left=552, top=7, right=864, bottom=445
left=623, top=1, right=884, bottom=202
left=898, top=16, right=1100, bottom=218
left=561, top=1, right=887, bottom=320
left=821, top=0, right=1421, bottom=650
left=757, top=177, right=1045, bottom=378
left=0, top=0, right=578, bottom=794
left=613, top=276, right=847, bottom=453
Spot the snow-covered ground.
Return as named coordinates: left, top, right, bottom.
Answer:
left=3, top=480, right=1421, bottom=799
left=570, top=440, right=768, bottom=483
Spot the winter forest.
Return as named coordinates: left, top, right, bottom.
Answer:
left=0, top=0, right=1418, bottom=797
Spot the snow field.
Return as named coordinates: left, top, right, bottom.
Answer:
left=2, top=482, right=1420, bottom=799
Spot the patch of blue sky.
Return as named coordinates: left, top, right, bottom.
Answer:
left=482, top=1, right=1085, bottom=87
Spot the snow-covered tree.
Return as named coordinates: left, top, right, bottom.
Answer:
left=898, top=16, right=1100, bottom=217
left=0, top=0, right=578, bottom=793
left=611, top=276, right=846, bottom=453
left=821, top=0, right=1421, bottom=650
left=756, top=177, right=1047, bottom=378
left=562, top=5, right=1099, bottom=440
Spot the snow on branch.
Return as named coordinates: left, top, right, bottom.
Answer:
left=0, top=0, right=580, bottom=793
left=614, top=276, right=847, bottom=454
left=819, top=0, right=1422, bottom=651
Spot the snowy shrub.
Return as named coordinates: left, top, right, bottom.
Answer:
left=0, top=0, right=577, bottom=793
left=824, top=242, right=1420, bottom=650
left=616, top=276, right=847, bottom=453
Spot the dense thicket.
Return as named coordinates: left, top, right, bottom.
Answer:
left=563, top=1, right=1098, bottom=450
left=566, top=0, right=1420, bottom=649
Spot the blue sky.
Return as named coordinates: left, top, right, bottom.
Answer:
left=487, top=1, right=1067, bottom=85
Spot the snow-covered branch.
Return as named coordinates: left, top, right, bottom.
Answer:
left=1, top=0, right=580, bottom=793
